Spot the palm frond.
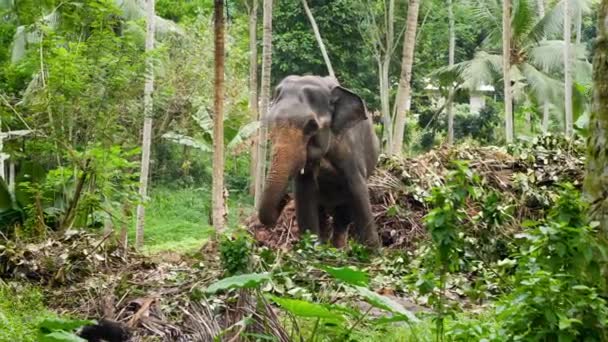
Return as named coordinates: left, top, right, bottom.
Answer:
left=573, top=59, right=592, bottom=86
left=461, top=51, right=503, bottom=90
left=520, top=63, right=564, bottom=105
left=526, top=0, right=593, bottom=43
left=468, top=0, right=502, bottom=46
left=526, top=0, right=565, bottom=42
left=512, top=0, right=537, bottom=45
left=526, top=40, right=568, bottom=72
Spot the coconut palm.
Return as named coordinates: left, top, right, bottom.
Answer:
left=434, top=0, right=592, bottom=136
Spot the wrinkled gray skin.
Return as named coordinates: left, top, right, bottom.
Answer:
left=258, top=75, right=380, bottom=248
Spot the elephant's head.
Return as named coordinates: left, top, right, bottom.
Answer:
left=258, top=75, right=368, bottom=226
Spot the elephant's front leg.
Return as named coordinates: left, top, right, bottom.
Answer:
left=295, top=173, right=320, bottom=237
left=346, top=172, right=380, bottom=249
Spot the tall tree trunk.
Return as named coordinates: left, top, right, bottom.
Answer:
left=135, top=0, right=155, bottom=248
left=248, top=0, right=259, bottom=196
left=379, top=59, right=392, bottom=150
left=536, top=0, right=545, bottom=16
left=254, top=0, right=273, bottom=209
left=564, top=0, right=573, bottom=137
left=302, top=0, right=335, bottom=78
left=576, top=6, right=582, bottom=44
left=212, top=0, right=226, bottom=232
left=380, top=0, right=395, bottom=150
left=537, top=0, right=551, bottom=133
left=585, top=0, right=608, bottom=233
left=391, top=0, right=421, bottom=155
left=503, top=0, right=514, bottom=143
left=447, top=0, right=455, bottom=145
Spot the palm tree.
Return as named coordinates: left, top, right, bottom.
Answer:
left=434, top=0, right=592, bottom=139
left=585, top=0, right=608, bottom=233
left=254, top=0, right=273, bottom=209
left=212, top=0, right=226, bottom=232
left=503, top=0, right=514, bottom=142
left=246, top=0, right=259, bottom=196
left=447, top=0, right=456, bottom=144
left=391, top=0, right=421, bottom=155
left=135, top=0, right=156, bottom=248
left=564, top=0, right=573, bottom=136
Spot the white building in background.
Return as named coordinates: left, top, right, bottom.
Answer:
left=0, top=125, right=33, bottom=194
left=424, top=80, right=495, bottom=113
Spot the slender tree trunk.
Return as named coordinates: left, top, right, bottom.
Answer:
left=135, top=0, right=155, bottom=248
left=379, top=59, right=392, bottom=150
left=254, top=0, right=273, bottom=209
left=537, top=0, right=551, bottom=133
left=503, top=0, right=514, bottom=143
left=391, top=0, right=421, bottom=155
left=248, top=0, right=259, bottom=196
left=380, top=0, right=395, bottom=151
left=536, top=0, right=545, bottom=17
left=564, top=0, right=573, bottom=137
left=447, top=0, right=455, bottom=145
left=585, top=0, right=608, bottom=233
left=212, top=0, right=226, bottom=232
left=302, top=0, right=335, bottom=78
left=576, top=6, right=582, bottom=44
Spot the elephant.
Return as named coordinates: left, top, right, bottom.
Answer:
left=257, top=75, right=381, bottom=249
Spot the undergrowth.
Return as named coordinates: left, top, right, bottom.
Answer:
left=0, top=282, right=56, bottom=342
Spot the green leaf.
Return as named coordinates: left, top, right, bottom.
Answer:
left=205, top=273, right=271, bottom=294
left=266, top=295, right=344, bottom=321
left=320, top=266, right=369, bottom=286
left=351, top=286, right=419, bottom=323
left=39, top=331, right=87, bottom=342
left=38, top=318, right=96, bottom=333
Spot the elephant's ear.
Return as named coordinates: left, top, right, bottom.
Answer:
left=330, top=86, right=368, bottom=133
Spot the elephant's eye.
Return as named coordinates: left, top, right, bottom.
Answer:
left=303, top=118, right=319, bottom=135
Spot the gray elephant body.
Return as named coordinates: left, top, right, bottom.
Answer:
left=258, top=75, right=380, bottom=248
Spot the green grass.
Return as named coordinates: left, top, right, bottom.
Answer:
left=0, top=282, right=57, bottom=342
left=133, top=186, right=254, bottom=254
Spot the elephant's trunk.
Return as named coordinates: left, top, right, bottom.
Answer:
left=258, top=126, right=306, bottom=226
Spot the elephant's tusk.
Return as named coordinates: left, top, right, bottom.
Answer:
left=300, top=167, right=305, bottom=175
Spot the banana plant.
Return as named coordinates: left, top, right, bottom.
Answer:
left=162, top=106, right=261, bottom=155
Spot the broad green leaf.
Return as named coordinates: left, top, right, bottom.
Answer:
left=39, top=331, right=87, bottom=342
left=38, top=318, right=96, bottom=333
left=321, top=266, right=369, bottom=286
left=266, top=295, right=344, bottom=321
left=162, top=132, right=212, bottom=152
left=351, top=286, right=419, bottom=323
left=205, top=273, right=271, bottom=294
left=227, top=121, right=261, bottom=150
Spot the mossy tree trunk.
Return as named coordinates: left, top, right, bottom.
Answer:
left=212, top=0, right=226, bottom=232
left=585, top=0, right=608, bottom=232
